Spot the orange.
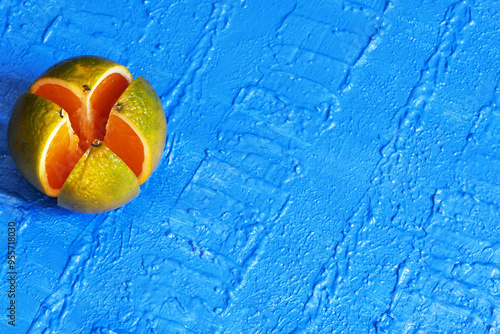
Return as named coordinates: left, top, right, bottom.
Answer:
left=7, top=56, right=167, bottom=213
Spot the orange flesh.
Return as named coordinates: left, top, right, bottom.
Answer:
left=90, top=73, right=130, bottom=141
left=103, top=113, right=145, bottom=179
left=32, top=72, right=147, bottom=192
left=45, top=122, right=82, bottom=191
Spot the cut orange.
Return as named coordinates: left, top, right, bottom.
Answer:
left=7, top=56, right=167, bottom=213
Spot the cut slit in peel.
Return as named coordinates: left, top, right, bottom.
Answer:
left=28, top=67, right=155, bottom=197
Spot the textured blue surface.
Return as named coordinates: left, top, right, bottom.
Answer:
left=1, top=0, right=500, bottom=332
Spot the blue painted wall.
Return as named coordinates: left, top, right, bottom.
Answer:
left=1, top=0, right=500, bottom=332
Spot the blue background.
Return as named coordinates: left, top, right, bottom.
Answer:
left=1, top=0, right=500, bottom=332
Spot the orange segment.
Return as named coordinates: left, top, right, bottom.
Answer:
left=103, top=112, right=146, bottom=181
left=102, top=76, right=166, bottom=186
left=7, top=93, right=82, bottom=197
left=58, top=141, right=140, bottom=214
